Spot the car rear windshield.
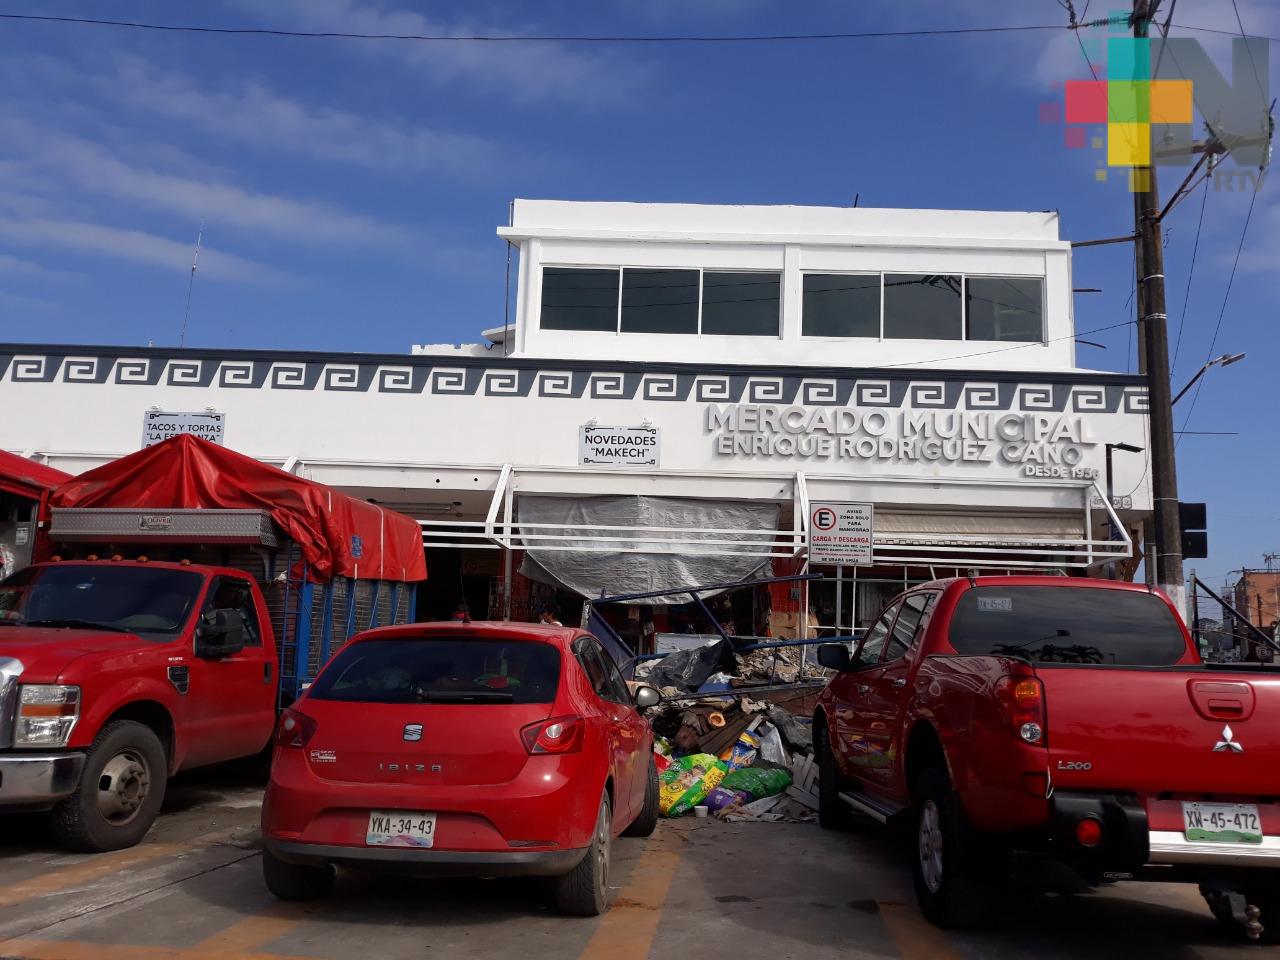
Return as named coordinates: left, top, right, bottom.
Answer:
left=948, top=586, right=1188, bottom=666
left=308, top=637, right=561, bottom=704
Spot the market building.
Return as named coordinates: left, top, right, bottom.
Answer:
left=0, top=200, right=1152, bottom=641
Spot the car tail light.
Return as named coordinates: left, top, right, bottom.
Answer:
left=521, top=716, right=584, bottom=755
left=275, top=707, right=317, bottom=748
left=995, top=676, right=1046, bottom=745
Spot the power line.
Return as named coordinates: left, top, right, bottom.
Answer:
left=1169, top=176, right=1207, bottom=378
left=878, top=318, right=1135, bottom=369
left=1229, top=0, right=1269, bottom=104
left=0, top=13, right=1066, bottom=43
left=1177, top=185, right=1259, bottom=445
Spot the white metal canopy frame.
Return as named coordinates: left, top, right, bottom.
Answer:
left=418, top=465, right=1134, bottom=571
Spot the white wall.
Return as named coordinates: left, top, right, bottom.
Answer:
left=496, top=200, right=1077, bottom=371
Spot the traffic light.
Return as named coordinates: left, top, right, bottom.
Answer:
left=1180, top=502, right=1208, bottom=559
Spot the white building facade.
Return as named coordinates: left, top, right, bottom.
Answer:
left=0, top=201, right=1151, bottom=635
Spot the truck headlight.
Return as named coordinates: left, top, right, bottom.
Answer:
left=15, top=685, right=80, bottom=747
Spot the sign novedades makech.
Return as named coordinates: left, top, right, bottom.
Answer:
left=579, top=425, right=659, bottom=467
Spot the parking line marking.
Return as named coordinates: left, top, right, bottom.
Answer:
left=876, top=901, right=964, bottom=960
left=0, top=939, right=318, bottom=960
left=578, top=839, right=682, bottom=960
left=188, top=903, right=311, bottom=954
left=0, top=844, right=184, bottom=911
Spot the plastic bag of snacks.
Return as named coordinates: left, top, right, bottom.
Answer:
left=719, top=730, right=761, bottom=770
left=703, top=786, right=751, bottom=812
left=658, top=754, right=728, bottom=817
left=720, top=766, right=792, bottom=800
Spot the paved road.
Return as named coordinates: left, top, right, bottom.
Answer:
left=0, top=766, right=1276, bottom=960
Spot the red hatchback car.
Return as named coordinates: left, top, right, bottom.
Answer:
left=260, top=621, right=660, bottom=915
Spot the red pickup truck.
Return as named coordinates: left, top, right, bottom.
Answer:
left=0, top=559, right=281, bottom=851
left=813, top=575, right=1280, bottom=942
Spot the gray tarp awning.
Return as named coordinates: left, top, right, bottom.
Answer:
left=517, top=494, right=780, bottom=603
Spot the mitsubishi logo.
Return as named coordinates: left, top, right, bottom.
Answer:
left=1213, top=724, right=1244, bottom=753
left=403, top=723, right=423, bottom=742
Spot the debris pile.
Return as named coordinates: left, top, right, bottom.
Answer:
left=649, top=692, right=819, bottom=823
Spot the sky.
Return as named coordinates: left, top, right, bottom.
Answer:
left=0, top=0, right=1275, bottom=591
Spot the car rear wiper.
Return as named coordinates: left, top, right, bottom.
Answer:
left=415, top=690, right=516, bottom=703
left=22, top=618, right=130, bottom=633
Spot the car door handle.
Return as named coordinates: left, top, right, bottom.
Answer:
left=892, top=678, right=907, bottom=688
left=856, top=684, right=871, bottom=694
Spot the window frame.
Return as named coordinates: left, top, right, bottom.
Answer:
left=882, top=591, right=938, bottom=665
left=201, top=574, right=263, bottom=647
left=538, top=264, right=782, bottom=338
left=852, top=599, right=903, bottom=669
left=573, top=636, right=631, bottom=705
left=797, top=271, right=1046, bottom=344
left=962, top=275, right=1046, bottom=343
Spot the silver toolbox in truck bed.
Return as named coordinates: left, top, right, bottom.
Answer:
left=49, top=507, right=280, bottom=547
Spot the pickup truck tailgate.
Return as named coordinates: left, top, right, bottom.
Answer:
left=1040, top=667, right=1280, bottom=796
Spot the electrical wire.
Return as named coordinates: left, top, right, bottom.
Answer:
left=1176, top=185, right=1259, bottom=447
left=1169, top=176, right=1207, bottom=378
left=0, top=13, right=1067, bottom=43
left=1230, top=0, right=1269, bottom=104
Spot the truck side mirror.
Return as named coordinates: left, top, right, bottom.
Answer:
left=195, top=610, right=247, bottom=659
left=817, top=643, right=852, bottom=672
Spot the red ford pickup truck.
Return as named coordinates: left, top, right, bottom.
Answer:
left=0, top=559, right=281, bottom=851
left=813, top=575, right=1280, bottom=942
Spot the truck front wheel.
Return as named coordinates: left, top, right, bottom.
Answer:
left=911, top=767, right=1002, bottom=928
left=52, top=720, right=168, bottom=852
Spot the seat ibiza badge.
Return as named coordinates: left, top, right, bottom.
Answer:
left=403, top=723, right=423, bottom=742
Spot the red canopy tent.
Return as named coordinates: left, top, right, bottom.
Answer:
left=51, top=435, right=426, bottom=583
left=0, top=450, right=70, bottom=501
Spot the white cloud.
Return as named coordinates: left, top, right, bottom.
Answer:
left=0, top=217, right=286, bottom=284
left=0, top=119, right=411, bottom=248
left=236, top=0, right=649, bottom=105
left=101, top=57, right=503, bottom=179
left=0, top=252, right=80, bottom=282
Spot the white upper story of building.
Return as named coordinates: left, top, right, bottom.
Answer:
left=414, top=199, right=1077, bottom=372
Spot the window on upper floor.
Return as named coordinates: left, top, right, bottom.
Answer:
left=802, top=273, right=880, bottom=338
left=883, top=274, right=964, bottom=340
left=539, top=267, right=620, bottom=332
left=965, top=277, right=1044, bottom=342
left=700, top=272, right=781, bottom=336
left=620, top=268, right=699, bottom=334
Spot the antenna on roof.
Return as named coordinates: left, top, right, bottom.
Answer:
left=178, top=219, right=204, bottom=348
left=852, top=193, right=860, bottom=207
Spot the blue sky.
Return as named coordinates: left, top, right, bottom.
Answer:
left=0, top=0, right=1275, bottom=589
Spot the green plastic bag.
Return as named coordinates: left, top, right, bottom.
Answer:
left=720, top=766, right=792, bottom=800
left=659, top=753, right=728, bottom=817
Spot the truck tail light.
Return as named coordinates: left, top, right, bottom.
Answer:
left=520, top=716, right=584, bottom=755
left=275, top=707, right=317, bottom=748
left=996, top=676, right=1046, bottom=745
left=1075, top=816, right=1103, bottom=847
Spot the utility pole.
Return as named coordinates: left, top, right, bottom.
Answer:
left=1133, top=0, right=1184, bottom=610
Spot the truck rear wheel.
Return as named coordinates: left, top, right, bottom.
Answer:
left=52, top=720, right=168, bottom=852
left=816, top=725, right=852, bottom=830
left=911, top=767, right=1001, bottom=929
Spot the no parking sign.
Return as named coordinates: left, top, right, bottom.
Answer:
left=809, top=501, right=873, bottom=565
